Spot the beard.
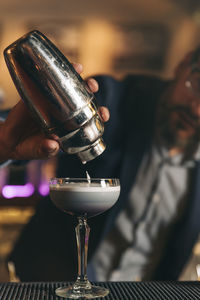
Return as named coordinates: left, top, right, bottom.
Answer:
left=156, top=103, right=200, bottom=157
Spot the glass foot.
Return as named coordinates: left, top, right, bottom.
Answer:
left=55, top=285, right=109, bottom=299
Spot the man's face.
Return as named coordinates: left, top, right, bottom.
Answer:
left=157, top=57, right=200, bottom=151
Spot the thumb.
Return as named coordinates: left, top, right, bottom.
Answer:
left=13, top=136, right=60, bottom=160
left=37, top=139, right=60, bottom=158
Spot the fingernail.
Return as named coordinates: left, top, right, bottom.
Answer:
left=41, top=141, right=59, bottom=156
left=48, top=142, right=59, bottom=153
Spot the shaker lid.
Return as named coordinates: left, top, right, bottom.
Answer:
left=77, top=138, right=106, bottom=164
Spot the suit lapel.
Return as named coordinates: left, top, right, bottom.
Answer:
left=154, top=162, right=200, bottom=279
left=103, top=129, right=151, bottom=235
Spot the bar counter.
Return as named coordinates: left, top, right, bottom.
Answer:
left=0, top=281, right=200, bottom=299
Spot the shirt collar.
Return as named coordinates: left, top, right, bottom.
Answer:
left=155, top=143, right=200, bottom=168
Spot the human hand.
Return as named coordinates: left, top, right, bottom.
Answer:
left=0, top=63, right=109, bottom=162
left=0, top=100, right=59, bottom=162
left=73, top=63, right=110, bottom=122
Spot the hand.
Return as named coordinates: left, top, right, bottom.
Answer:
left=73, top=63, right=110, bottom=122
left=0, top=63, right=109, bottom=162
left=0, top=100, right=59, bottom=162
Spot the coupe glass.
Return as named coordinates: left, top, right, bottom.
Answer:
left=49, top=177, right=120, bottom=299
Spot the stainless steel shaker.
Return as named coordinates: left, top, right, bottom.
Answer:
left=4, top=30, right=105, bottom=163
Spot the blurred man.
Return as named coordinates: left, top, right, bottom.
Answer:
left=8, top=49, right=200, bottom=281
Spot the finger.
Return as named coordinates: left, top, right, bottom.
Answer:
left=38, top=139, right=60, bottom=158
left=72, top=62, right=83, bottom=74
left=98, top=106, right=110, bottom=122
left=13, top=136, right=60, bottom=160
left=86, top=78, right=99, bottom=93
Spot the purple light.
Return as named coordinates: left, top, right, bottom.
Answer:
left=38, top=182, right=49, bottom=196
left=2, top=183, right=35, bottom=199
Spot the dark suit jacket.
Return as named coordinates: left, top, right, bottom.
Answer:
left=9, top=75, right=200, bottom=281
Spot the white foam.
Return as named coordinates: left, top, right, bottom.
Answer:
left=50, top=184, right=120, bottom=193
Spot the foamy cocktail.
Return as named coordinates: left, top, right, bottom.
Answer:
left=49, top=177, right=120, bottom=299
left=50, top=180, right=120, bottom=218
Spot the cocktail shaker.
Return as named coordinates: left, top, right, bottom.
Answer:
left=4, top=30, right=105, bottom=163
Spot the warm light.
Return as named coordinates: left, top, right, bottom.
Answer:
left=79, top=19, right=117, bottom=77
left=2, top=183, right=35, bottom=199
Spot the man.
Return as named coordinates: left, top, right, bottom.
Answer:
left=8, top=49, right=200, bottom=281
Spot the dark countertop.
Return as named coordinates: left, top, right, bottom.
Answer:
left=0, top=281, right=200, bottom=299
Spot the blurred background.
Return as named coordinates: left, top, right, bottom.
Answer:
left=0, top=0, right=200, bottom=281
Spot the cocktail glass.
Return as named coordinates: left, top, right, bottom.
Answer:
left=49, top=177, right=120, bottom=299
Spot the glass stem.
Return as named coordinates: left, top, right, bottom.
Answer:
left=74, top=216, right=91, bottom=289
